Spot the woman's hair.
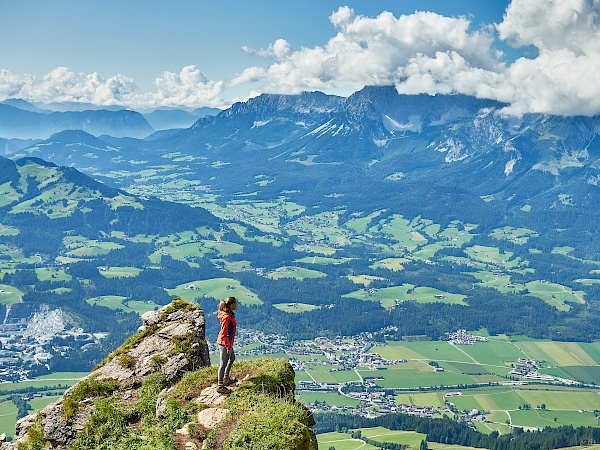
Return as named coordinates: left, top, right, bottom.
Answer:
left=219, top=296, right=237, bottom=312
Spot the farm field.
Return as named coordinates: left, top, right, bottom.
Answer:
left=273, top=302, right=320, bottom=313
left=343, top=284, right=466, bottom=307
left=0, top=283, right=23, bottom=304
left=0, top=400, right=18, bottom=439
left=267, top=266, right=326, bottom=280
left=35, top=267, right=72, bottom=282
left=86, top=296, right=160, bottom=316
left=316, top=429, right=484, bottom=450
left=98, top=266, right=142, bottom=278
left=167, top=278, right=262, bottom=305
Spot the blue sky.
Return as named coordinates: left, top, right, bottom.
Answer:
left=1, top=0, right=599, bottom=116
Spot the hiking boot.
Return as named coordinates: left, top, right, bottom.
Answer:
left=216, top=384, right=231, bottom=395
left=223, top=376, right=237, bottom=386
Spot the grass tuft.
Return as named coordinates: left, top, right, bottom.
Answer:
left=62, top=376, right=120, bottom=419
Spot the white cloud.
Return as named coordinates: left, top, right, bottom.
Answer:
left=0, top=65, right=224, bottom=109
left=233, top=2, right=600, bottom=116
left=143, top=65, right=224, bottom=108
left=2, top=1, right=600, bottom=115
left=238, top=7, right=499, bottom=95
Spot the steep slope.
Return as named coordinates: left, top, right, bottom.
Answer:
left=5, top=299, right=316, bottom=450
left=0, top=156, right=224, bottom=371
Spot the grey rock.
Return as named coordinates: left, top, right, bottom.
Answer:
left=12, top=299, right=211, bottom=449
left=197, top=407, right=228, bottom=429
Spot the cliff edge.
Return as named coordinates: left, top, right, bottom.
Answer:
left=5, top=299, right=316, bottom=450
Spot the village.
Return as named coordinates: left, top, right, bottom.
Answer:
left=230, top=328, right=585, bottom=424
left=0, top=306, right=102, bottom=383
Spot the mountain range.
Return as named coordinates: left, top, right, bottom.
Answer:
left=5, top=86, right=599, bottom=255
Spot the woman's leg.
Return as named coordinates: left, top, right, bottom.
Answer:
left=224, top=348, right=235, bottom=379
left=218, top=345, right=228, bottom=382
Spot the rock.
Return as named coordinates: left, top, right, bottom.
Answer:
left=185, top=442, right=198, bottom=450
left=11, top=299, right=211, bottom=450
left=141, top=308, right=163, bottom=326
left=193, top=385, right=228, bottom=408
left=197, top=407, right=228, bottom=430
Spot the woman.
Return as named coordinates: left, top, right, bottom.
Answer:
left=216, top=296, right=237, bottom=394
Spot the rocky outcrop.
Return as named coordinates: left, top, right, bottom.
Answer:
left=5, top=299, right=316, bottom=450
left=5, top=299, right=210, bottom=450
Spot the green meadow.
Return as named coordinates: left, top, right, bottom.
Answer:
left=0, top=400, right=18, bottom=438
left=296, top=256, right=353, bottom=265
left=273, top=303, right=320, bottom=313
left=343, top=284, right=467, bottom=307
left=98, top=266, right=142, bottom=278
left=369, top=257, right=409, bottom=272
left=167, top=278, right=262, bottom=305
left=266, top=266, right=326, bottom=280
left=86, top=296, right=161, bottom=316
left=524, top=280, right=585, bottom=311
left=489, top=226, right=539, bottom=244
left=63, top=236, right=124, bottom=258
left=347, top=275, right=386, bottom=286
left=0, top=224, right=19, bottom=236
left=316, top=429, right=484, bottom=450
left=0, top=283, right=23, bottom=304
left=35, top=267, right=72, bottom=282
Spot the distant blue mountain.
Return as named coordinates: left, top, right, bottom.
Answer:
left=143, top=106, right=221, bottom=130
left=0, top=104, right=154, bottom=139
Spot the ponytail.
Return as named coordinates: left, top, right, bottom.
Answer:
left=219, top=296, right=237, bottom=312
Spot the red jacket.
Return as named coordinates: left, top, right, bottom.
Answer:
left=217, top=310, right=237, bottom=350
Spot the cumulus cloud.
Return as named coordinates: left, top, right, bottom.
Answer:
left=0, top=65, right=224, bottom=109
left=0, top=67, right=137, bottom=105
left=2, top=1, right=600, bottom=115
left=142, top=65, right=224, bottom=108
left=233, top=2, right=600, bottom=116
left=238, top=6, right=499, bottom=94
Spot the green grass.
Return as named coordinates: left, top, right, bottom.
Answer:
left=470, top=271, right=525, bottom=294
left=369, top=258, right=409, bottom=272
left=86, top=295, right=129, bottom=311
left=297, top=392, right=360, bottom=408
left=366, top=364, right=477, bottom=389
left=347, top=275, right=386, bottom=286
left=317, top=431, right=379, bottom=450
left=374, top=341, right=475, bottom=363
left=509, top=409, right=598, bottom=428
left=344, top=210, right=384, bottom=233
left=273, top=303, right=320, bottom=313
left=489, top=226, right=539, bottom=244
left=295, top=256, right=353, bottom=265
left=28, top=395, right=63, bottom=412
left=33, top=372, right=89, bottom=381
left=0, top=399, right=18, bottom=438
left=464, top=245, right=522, bottom=269
left=306, top=366, right=361, bottom=384
left=525, top=280, right=585, bottom=310
left=360, top=427, right=427, bottom=447
left=98, top=266, right=142, bottom=278
left=343, top=284, right=466, bottom=307
left=0, top=224, right=19, bottom=236
left=149, top=239, right=243, bottom=265
left=395, top=392, right=446, bottom=408
left=35, top=267, right=72, bottom=282
left=63, top=236, right=124, bottom=257
left=0, top=283, right=23, bottom=304
left=267, top=266, right=326, bottom=280
left=167, top=277, right=263, bottom=305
